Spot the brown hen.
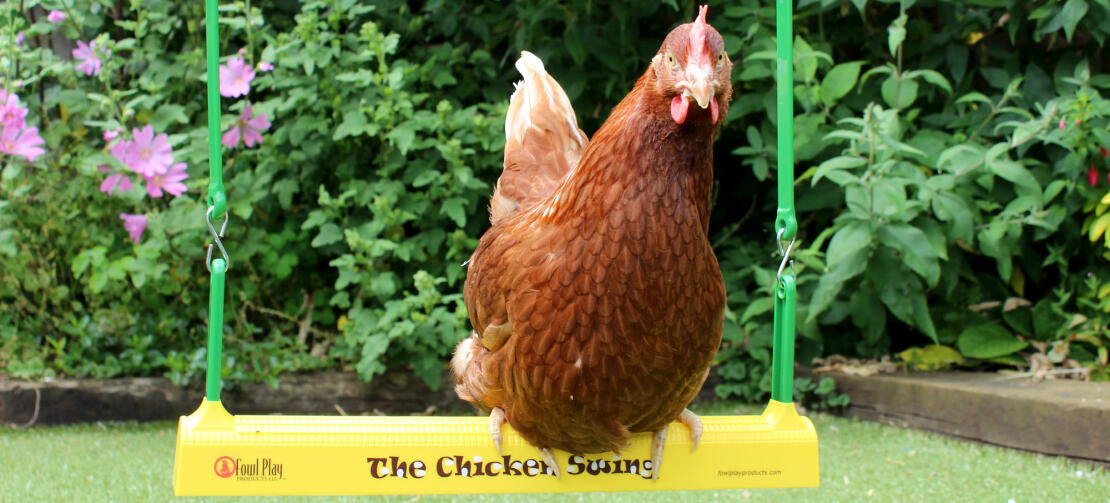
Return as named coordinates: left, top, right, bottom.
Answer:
left=453, top=5, right=732, bottom=480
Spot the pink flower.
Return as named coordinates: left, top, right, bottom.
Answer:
left=1060, top=117, right=1066, bottom=130
left=257, top=61, right=274, bottom=72
left=219, top=56, right=255, bottom=98
left=1089, top=165, right=1099, bottom=187
left=222, top=103, right=271, bottom=149
left=119, top=213, right=148, bottom=243
left=47, top=10, right=66, bottom=23
left=99, top=170, right=134, bottom=195
left=73, top=40, right=104, bottom=76
left=0, top=90, right=28, bottom=130
left=142, top=162, right=188, bottom=198
left=110, top=138, right=133, bottom=167
left=15, top=32, right=25, bottom=47
left=0, top=125, right=45, bottom=162
left=103, top=128, right=121, bottom=142
left=128, top=125, right=174, bottom=177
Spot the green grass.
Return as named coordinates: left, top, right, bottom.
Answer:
left=3, top=401, right=1107, bottom=502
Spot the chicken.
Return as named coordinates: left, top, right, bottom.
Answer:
left=452, top=5, right=731, bottom=480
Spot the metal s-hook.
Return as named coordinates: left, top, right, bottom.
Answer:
left=206, top=206, right=230, bottom=272
left=775, top=227, right=796, bottom=287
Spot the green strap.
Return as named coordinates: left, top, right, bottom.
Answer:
left=203, top=0, right=226, bottom=402
left=206, top=259, right=226, bottom=401
left=205, top=0, right=226, bottom=219
left=771, top=0, right=797, bottom=404
left=774, top=0, right=796, bottom=241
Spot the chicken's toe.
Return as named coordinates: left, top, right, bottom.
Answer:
left=488, top=407, right=506, bottom=455
left=678, top=408, right=702, bottom=451
left=650, top=426, right=667, bottom=481
left=538, top=447, right=561, bottom=479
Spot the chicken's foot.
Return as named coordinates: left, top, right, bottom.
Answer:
left=679, top=407, right=703, bottom=450
left=488, top=407, right=506, bottom=454
left=650, top=426, right=667, bottom=481
left=538, top=447, right=562, bottom=479
left=650, top=408, right=703, bottom=481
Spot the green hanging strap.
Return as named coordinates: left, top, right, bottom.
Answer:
left=203, top=0, right=229, bottom=403
left=771, top=0, right=797, bottom=404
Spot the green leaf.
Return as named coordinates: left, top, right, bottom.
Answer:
left=887, top=13, right=907, bottom=57
left=877, top=223, right=940, bottom=287
left=947, top=45, right=969, bottom=85
left=881, top=75, right=918, bottom=109
left=955, top=92, right=992, bottom=105
left=937, top=144, right=983, bottom=174
left=878, top=273, right=938, bottom=343
left=0, top=229, right=14, bottom=257
left=808, top=246, right=869, bottom=321
left=820, top=62, right=863, bottom=105
left=149, top=105, right=188, bottom=131
left=956, top=323, right=1027, bottom=359
left=441, top=197, right=467, bottom=227
left=933, top=192, right=973, bottom=243
left=813, top=156, right=866, bottom=185
left=386, top=121, right=419, bottom=156
left=355, top=333, right=390, bottom=379
left=815, top=377, right=835, bottom=395
left=898, top=344, right=963, bottom=370
left=827, top=220, right=872, bottom=267
left=1032, top=299, right=1063, bottom=341
left=740, top=297, right=775, bottom=323
left=333, top=110, right=369, bottom=140
left=907, top=69, right=952, bottom=94
left=990, top=159, right=1041, bottom=192
left=311, top=223, right=344, bottom=248
left=1061, top=0, right=1089, bottom=42
left=564, top=25, right=586, bottom=66
left=1002, top=304, right=1033, bottom=336
left=872, top=180, right=907, bottom=219
left=272, top=179, right=299, bottom=209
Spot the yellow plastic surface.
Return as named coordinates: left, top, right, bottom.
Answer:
left=173, top=399, right=818, bottom=495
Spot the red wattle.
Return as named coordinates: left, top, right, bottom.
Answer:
left=710, top=97, right=719, bottom=124
left=671, top=94, right=689, bottom=124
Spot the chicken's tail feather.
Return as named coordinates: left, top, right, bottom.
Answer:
left=491, top=51, right=588, bottom=224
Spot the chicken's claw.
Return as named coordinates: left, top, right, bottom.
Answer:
left=679, top=408, right=703, bottom=451
left=489, top=407, right=506, bottom=455
left=538, top=447, right=562, bottom=479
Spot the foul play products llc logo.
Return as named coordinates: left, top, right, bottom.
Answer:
left=213, top=456, right=285, bottom=481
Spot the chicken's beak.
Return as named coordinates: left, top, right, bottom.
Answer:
left=683, top=63, right=716, bottom=109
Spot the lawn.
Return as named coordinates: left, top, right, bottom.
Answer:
left=2, top=401, right=1107, bottom=502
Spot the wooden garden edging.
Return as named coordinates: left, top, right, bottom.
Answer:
left=806, top=369, right=1110, bottom=466
left=0, top=370, right=465, bottom=426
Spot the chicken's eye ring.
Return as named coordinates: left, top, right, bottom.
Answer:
left=666, top=53, right=679, bottom=70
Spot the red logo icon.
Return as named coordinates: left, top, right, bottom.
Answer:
left=214, top=456, right=237, bottom=478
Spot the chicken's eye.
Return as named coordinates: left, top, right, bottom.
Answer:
left=717, top=51, right=726, bottom=68
left=666, top=53, right=679, bottom=70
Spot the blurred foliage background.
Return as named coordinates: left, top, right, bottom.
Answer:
left=4, top=0, right=1110, bottom=407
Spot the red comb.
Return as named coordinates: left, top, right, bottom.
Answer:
left=688, top=5, right=710, bottom=66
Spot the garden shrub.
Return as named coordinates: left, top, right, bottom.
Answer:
left=3, top=1, right=1110, bottom=406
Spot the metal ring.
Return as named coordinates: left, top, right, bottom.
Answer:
left=206, top=206, right=230, bottom=272
left=776, top=228, right=796, bottom=285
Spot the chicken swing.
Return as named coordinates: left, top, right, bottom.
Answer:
left=172, top=0, right=818, bottom=496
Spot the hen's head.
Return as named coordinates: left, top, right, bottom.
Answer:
left=652, top=5, right=732, bottom=125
